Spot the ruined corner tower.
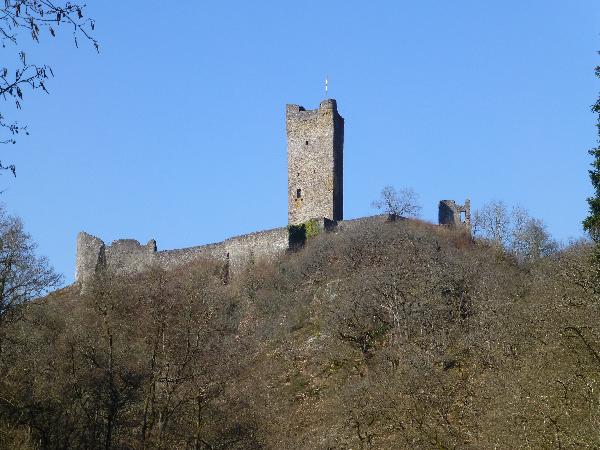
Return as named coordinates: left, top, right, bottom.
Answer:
left=286, top=99, right=344, bottom=225
left=439, top=199, right=471, bottom=230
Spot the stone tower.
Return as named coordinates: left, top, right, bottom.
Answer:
left=286, top=99, right=344, bottom=225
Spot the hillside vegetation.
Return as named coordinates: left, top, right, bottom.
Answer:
left=1, top=219, right=600, bottom=449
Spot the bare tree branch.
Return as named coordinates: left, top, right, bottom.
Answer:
left=372, top=185, right=422, bottom=220
left=0, top=0, right=97, bottom=175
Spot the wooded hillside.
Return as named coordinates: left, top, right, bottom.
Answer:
left=1, top=219, right=599, bottom=449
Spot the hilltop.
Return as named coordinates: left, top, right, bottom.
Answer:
left=1, top=218, right=599, bottom=449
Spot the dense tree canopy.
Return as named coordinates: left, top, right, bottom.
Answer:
left=1, top=218, right=599, bottom=448
left=583, top=54, right=600, bottom=240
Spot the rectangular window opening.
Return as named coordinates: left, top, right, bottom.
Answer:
left=296, top=188, right=302, bottom=199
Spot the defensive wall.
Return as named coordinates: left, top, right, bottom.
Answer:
left=74, top=98, right=471, bottom=285
left=75, top=208, right=470, bottom=284
left=76, top=226, right=288, bottom=284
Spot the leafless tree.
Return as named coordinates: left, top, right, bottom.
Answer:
left=0, top=206, right=61, bottom=348
left=372, top=185, right=421, bottom=220
left=510, top=207, right=559, bottom=262
left=472, top=200, right=511, bottom=246
left=473, top=201, right=557, bottom=262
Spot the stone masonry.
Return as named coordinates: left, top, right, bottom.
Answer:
left=438, top=199, right=471, bottom=230
left=75, top=232, right=106, bottom=283
left=75, top=227, right=289, bottom=284
left=286, top=99, right=344, bottom=225
left=74, top=98, right=469, bottom=285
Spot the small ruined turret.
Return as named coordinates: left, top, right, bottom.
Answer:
left=439, top=199, right=471, bottom=231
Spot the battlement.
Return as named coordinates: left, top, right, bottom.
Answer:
left=286, top=104, right=306, bottom=114
left=285, top=99, right=339, bottom=118
left=319, top=98, right=338, bottom=110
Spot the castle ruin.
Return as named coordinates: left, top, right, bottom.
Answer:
left=75, top=99, right=469, bottom=284
left=438, top=199, right=471, bottom=230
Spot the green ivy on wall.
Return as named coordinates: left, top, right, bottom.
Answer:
left=288, top=219, right=320, bottom=249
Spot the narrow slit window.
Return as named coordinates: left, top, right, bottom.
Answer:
left=305, top=140, right=309, bottom=145
left=296, top=189, right=302, bottom=199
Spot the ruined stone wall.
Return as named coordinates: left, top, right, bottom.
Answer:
left=157, top=227, right=288, bottom=275
left=74, top=226, right=289, bottom=284
left=75, top=233, right=159, bottom=283
left=224, top=227, right=289, bottom=273
left=75, top=232, right=106, bottom=283
left=287, top=99, right=344, bottom=225
left=157, top=242, right=228, bottom=273
left=438, top=199, right=471, bottom=230
left=73, top=217, right=391, bottom=284
left=75, top=205, right=471, bottom=285
left=105, top=239, right=157, bottom=274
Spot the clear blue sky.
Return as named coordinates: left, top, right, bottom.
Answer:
left=4, top=1, right=599, bottom=284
